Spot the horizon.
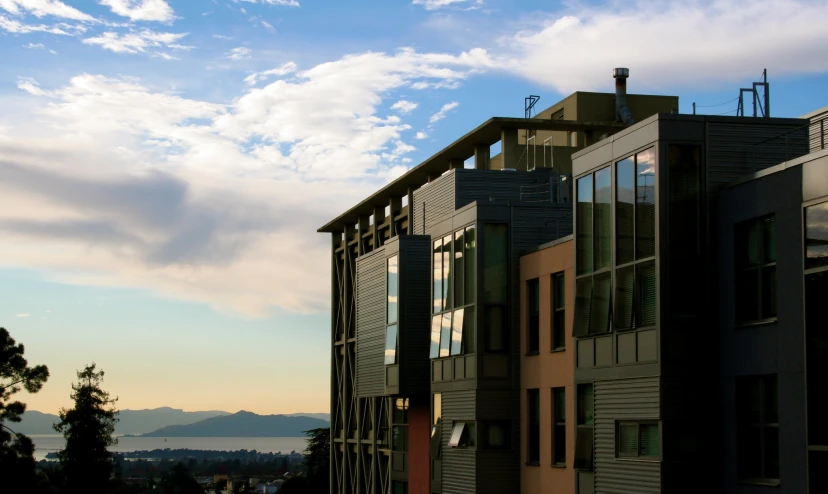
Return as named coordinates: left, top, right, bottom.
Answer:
left=2, top=0, right=828, bottom=415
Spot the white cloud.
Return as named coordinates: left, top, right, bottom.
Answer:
left=391, top=100, right=417, bottom=114
left=0, top=14, right=84, bottom=35
left=24, top=42, right=44, bottom=48
left=415, top=131, right=428, bottom=139
left=227, top=46, right=251, bottom=61
left=412, top=0, right=479, bottom=10
left=82, top=29, right=189, bottom=54
left=501, top=0, right=828, bottom=93
left=153, top=51, right=177, bottom=60
left=243, top=61, right=297, bottom=85
left=240, top=0, right=299, bottom=6
left=99, top=0, right=175, bottom=22
left=0, top=0, right=95, bottom=21
left=212, top=34, right=233, bottom=40
left=261, top=20, right=274, bottom=31
left=15, top=313, right=30, bottom=317
left=429, top=101, right=459, bottom=123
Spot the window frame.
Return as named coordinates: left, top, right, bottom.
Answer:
left=615, top=421, right=661, bottom=460
left=431, top=224, right=477, bottom=359
left=527, top=389, right=540, bottom=465
left=527, top=278, right=540, bottom=355
left=736, top=375, right=779, bottom=484
left=574, top=383, right=594, bottom=471
left=448, top=421, right=476, bottom=449
left=552, top=387, right=566, bottom=466
left=552, top=272, right=566, bottom=351
left=385, top=255, right=399, bottom=365
left=734, top=215, right=777, bottom=326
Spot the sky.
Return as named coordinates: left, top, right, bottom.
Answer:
left=1, top=0, right=827, bottom=416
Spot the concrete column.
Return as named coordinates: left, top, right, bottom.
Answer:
left=501, top=128, right=520, bottom=170
left=389, top=196, right=402, bottom=237
left=448, top=158, right=465, bottom=170
left=372, top=206, right=384, bottom=249
left=406, top=187, right=415, bottom=235
left=474, top=144, right=490, bottom=170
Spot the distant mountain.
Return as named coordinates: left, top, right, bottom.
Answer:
left=15, top=407, right=230, bottom=435
left=139, top=411, right=329, bottom=437
left=284, top=413, right=330, bottom=421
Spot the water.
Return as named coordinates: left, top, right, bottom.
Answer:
left=30, top=435, right=308, bottom=461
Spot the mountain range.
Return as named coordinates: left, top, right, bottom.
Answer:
left=137, top=411, right=329, bottom=437
left=15, top=407, right=329, bottom=436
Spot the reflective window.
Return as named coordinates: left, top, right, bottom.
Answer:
left=439, top=312, right=452, bottom=358
left=384, top=324, right=398, bottom=365
left=573, top=277, right=592, bottom=337
left=616, top=157, right=636, bottom=265
left=431, top=225, right=477, bottom=360
left=454, top=230, right=465, bottom=307
left=465, top=225, right=476, bottom=303
left=735, top=215, right=777, bottom=323
left=387, top=256, right=398, bottom=325
left=576, top=174, right=594, bottom=275
left=442, top=234, right=453, bottom=310
left=450, top=308, right=465, bottom=356
left=429, top=315, right=441, bottom=359
left=589, top=271, right=611, bottom=334
left=806, top=201, right=828, bottom=270
left=806, top=271, right=828, bottom=445
left=736, top=375, right=779, bottom=482
left=617, top=422, right=659, bottom=459
left=636, top=148, right=656, bottom=259
left=483, top=224, right=508, bottom=304
left=594, top=167, right=612, bottom=270
left=433, top=238, right=443, bottom=313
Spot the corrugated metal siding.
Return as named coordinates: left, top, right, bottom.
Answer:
left=413, top=173, right=456, bottom=235
left=594, top=377, right=661, bottom=494
left=455, top=169, right=560, bottom=209
left=356, top=249, right=386, bottom=397
left=477, top=452, right=520, bottom=494
left=400, top=236, right=432, bottom=397
left=809, top=111, right=828, bottom=153
left=706, top=121, right=809, bottom=189
left=441, top=390, right=476, bottom=494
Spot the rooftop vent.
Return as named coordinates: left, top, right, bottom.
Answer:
left=613, top=68, right=635, bottom=124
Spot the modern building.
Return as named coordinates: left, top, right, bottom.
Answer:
left=319, top=68, right=827, bottom=493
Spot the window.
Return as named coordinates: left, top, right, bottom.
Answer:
left=573, top=277, right=592, bottom=337
left=392, top=481, right=408, bottom=494
left=806, top=270, right=828, bottom=445
left=527, top=389, right=540, bottom=464
left=449, top=421, right=475, bottom=448
left=386, top=256, right=399, bottom=364
left=636, top=148, right=656, bottom=260
left=590, top=271, right=611, bottom=334
left=527, top=278, right=540, bottom=354
left=483, top=224, right=508, bottom=353
left=480, top=421, right=510, bottom=450
left=735, top=215, right=776, bottom=324
left=576, top=174, right=594, bottom=275
left=450, top=307, right=465, bottom=356
left=392, top=398, right=409, bottom=453
left=616, top=422, right=660, bottom=459
left=805, top=201, right=828, bottom=270
left=736, top=375, right=779, bottom=482
left=553, top=388, right=566, bottom=465
left=594, top=166, right=612, bottom=271
left=439, top=312, right=451, bottom=358
left=430, top=394, right=442, bottom=459
left=552, top=273, right=566, bottom=350
left=574, top=384, right=594, bottom=471
left=432, top=225, right=477, bottom=359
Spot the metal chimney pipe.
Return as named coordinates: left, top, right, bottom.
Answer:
left=613, top=68, right=635, bottom=124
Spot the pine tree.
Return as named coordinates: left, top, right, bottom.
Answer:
left=0, top=327, right=50, bottom=491
left=54, top=363, right=119, bottom=494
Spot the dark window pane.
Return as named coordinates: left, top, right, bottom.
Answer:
left=465, top=225, right=476, bottom=302
left=485, top=305, right=506, bottom=352
left=762, top=266, right=777, bottom=319
left=392, top=481, right=408, bottom=494
left=553, top=424, right=566, bottom=465
left=614, top=265, right=635, bottom=330
left=483, top=224, right=508, bottom=304
left=737, top=377, right=763, bottom=424
left=387, top=256, right=398, bottom=324
left=554, top=272, right=565, bottom=309
left=618, top=424, right=638, bottom=456
left=554, top=388, right=566, bottom=422
left=806, top=271, right=828, bottom=444
left=443, top=234, right=453, bottom=310
left=528, top=389, right=540, bottom=462
left=737, top=220, right=762, bottom=269
left=763, top=216, right=776, bottom=264
left=553, top=309, right=566, bottom=350
left=735, top=269, right=761, bottom=323
left=433, top=239, right=443, bottom=313
left=439, top=312, right=452, bottom=358
left=765, top=376, right=779, bottom=424
left=450, top=308, right=464, bottom=356
left=805, top=201, right=828, bottom=269
left=483, top=421, right=509, bottom=449
left=577, top=174, right=594, bottom=275
left=636, top=148, right=656, bottom=259
left=590, top=272, right=611, bottom=334
left=637, top=261, right=657, bottom=327
left=385, top=324, right=398, bottom=364
left=594, top=167, right=612, bottom=270
left=809, top=451, right=828, bottom=493
left=574, top=428, right=594, bottom=470
left=454, top=229, right=465, bottom=307
left=573, top=277, right=593, bottom=337
left=429, top=315, right=442, bottom=359
left=639, top=423, right=659, bottom=457
left=528, top=278, right=540, bottom=353
left=392, top=425, right=408, bottom=451
left=462, top=306, right=475, bottom=354
left=737, top=427, right=761, bottom=479
left=578, top=384, right=594, bottom=425
left=616, top=157, right=635, bottom=265
left=763, top=427, right=779, bottom=479
left=553, top=273, right=565, bottom=349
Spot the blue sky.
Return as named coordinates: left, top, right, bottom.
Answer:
left=1, top=0, right=826, bottom=415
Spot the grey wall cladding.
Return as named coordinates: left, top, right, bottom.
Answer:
left=413, top=173, right=456, bottom=235
left=356, top=247, right=386, bottom=397
left=594, top=376, right=661, bottom=494
left=440, top=389, right=476, bottom=494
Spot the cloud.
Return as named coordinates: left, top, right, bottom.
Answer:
left=501, top=0, right=828, bottom=93
left=429, top=101, right=459, bottom=123
left=82, top=29, right=189, bottom=54
left=243, top=61, right=297, bottom=85
left=99, top=0, right=175, bottom=22
left=241, top=0, right=299, bottom=6
left=0, top=0, right=95, bottom=21
left=415, top=131, right=428, bottom=139
left=227, top=46, right=251, bottom=61
left=24, top=42, right=45, bottom=48
left=391, top=100, right=417, bottom=114
left=0, top=14, right=84, bottom=35
left=3, top=48, right=488, bottom=315
left=212, top=34, right=233, bottom=40
left=261, top=20, right=274, bottom=32
left=16, top=313, right=30, bottom=317
left=412, top=0, right=480, bottom=10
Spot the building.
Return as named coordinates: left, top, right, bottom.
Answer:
left=319, top=67, right=827, bottom=493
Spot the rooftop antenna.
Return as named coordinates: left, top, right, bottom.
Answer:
left=525, top=95, right=540, bottom=119
left=524, top=95, right=540, bottom=171
left=737, top=69, right=770, bottom=117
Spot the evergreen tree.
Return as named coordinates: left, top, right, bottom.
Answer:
left=0, top=327, right=50, bottom=491
left=157, top=463, right=204, bottom=494
left=54, top=363, right=119, bottom=494
left=303, top=427, right=330, bottom=494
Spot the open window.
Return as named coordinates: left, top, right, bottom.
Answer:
left=449, top=421, right=475, bottom=448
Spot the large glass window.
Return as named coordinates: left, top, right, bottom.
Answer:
left=527, top=389, right=540, bottom=464
left=573, top=278, right=592, bottom=337
left=384, top=325, right=398, bottom=365
left=735, top=215, right=776, bottom=324
left=454, top=229, right=465, bottom=306
left=431, top=225, right=477, bottom=359
left=439, top=312, right=452, bottom=358
left=484, top=224, right=508, bottom=353
left=442, top=234, right=453, bottom=310
left=616, top=157, right=635, bottom=265
left=431, top=393, right=442, bottom=459
left=806, top=270, right=828, bottom=445
left=590, top=271, right=611, bottom=334
left=527, top=278, right=540, bottom=354
left=429, top=315, right=441, bottom=359
left=553, top=387, right=566, bottom=465
left=465, top=225, right=476, bottom=303
left=386, top=256, right=399, bottom=365
left=392, top=398, right=409, bottom=453
left=806, top=201, right=828, bottom=270
left=552, top=272, right=566, bottom=350
left=616, top=422, right=660, bottom=459
left=576, top=174, right=594, bottom=275
left=450, top=308, right=465, bottom=356
left=736, top=375, right=779, bottom=482
left=594, top=167, right=612, bottom=270
left=636, top=148, right=656, bottom=259
left=433, top=238, right=443, bottom=313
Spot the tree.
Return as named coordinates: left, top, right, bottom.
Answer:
left=54, top=363, right=119, bottom=494
left=157, top=463, right=204, bottom=494
left=0, top=327, right=50, bottom=490
left=303, top=427, right=330, bottom=494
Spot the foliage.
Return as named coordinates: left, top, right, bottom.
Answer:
left=303, top=427, right=330, bottom=494
left=279, top=475, right=309, bottom=494
left=157, top=463, right=204, bottom=494
left=0, top=327, right=50, bottom=490
left=54, top=363, right=120, bottom=493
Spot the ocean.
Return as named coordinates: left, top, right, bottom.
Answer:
left=30, top=434, right=309, bottom=461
